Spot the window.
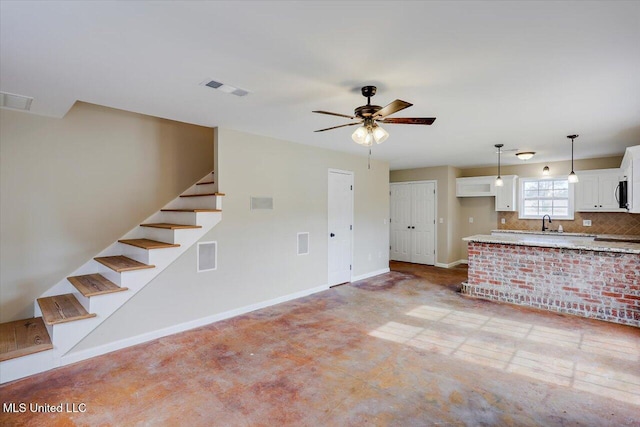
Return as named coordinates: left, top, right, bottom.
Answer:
left=519, top=177, right=574, bottom=220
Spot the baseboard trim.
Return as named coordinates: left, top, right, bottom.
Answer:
left=351, top=268, right=391, bottom=282
left=60, top=283, right=330, bottom=366
left=435, top=259, right=468, bottom=269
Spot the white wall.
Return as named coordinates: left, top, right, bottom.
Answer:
left=72, top=128, right=390, bottom=351
left=0, top=102, right=213, bottom=322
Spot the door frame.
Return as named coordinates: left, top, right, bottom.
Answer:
left=389, top=180, right=438, bottom=265
left=328, top=168, right=354, bottom=285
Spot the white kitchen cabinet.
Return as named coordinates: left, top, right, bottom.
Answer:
left=495, top=175, right=517, bottom=211
left=575, top=169, right=625, bottom=212
left=456, top=176, right=495, bottom=197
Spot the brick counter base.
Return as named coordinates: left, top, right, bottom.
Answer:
left=462, top=242, right=640, bottom=327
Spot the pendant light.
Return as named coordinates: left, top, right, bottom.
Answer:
left=567, top=134, right=579, bottom=183
left=494, top=144, right=504, bottom=187
left=542, top=165, right=550, bottom=176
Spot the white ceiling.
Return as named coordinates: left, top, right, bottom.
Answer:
left=2, top=1, right=639, bottom=170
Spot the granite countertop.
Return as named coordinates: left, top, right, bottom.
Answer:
left=465, top=233, right=640, bottom=254
left=491, top=229, right=596, bottom=237
left=491, top=229, right=640, bottom=243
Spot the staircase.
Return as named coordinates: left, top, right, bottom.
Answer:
left=0, top=172, right=223, bottom=384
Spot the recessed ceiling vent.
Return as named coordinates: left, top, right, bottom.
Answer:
left=0, top=92, right=33, bottom=111
left=200, top=79, right=249, bottom=97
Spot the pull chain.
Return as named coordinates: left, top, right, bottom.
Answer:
left=368, top=149, right=371, bottom=170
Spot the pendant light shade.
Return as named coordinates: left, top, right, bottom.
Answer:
left=568, top=171, right=579, bottom=183
left=542, top=165, right=550, bottom=176
left=494, top=143, right=504, bottom=187
left=567, top=134, right=579, bottom=183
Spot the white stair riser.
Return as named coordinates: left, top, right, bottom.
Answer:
left=195, top=182, right=217, bottom=194
left=160, top=211, right=198, bottom=225
left=0, top=349, right=54, bottom=383
left=164, top=196, right=219, bottom=210
left=117, top=243, right=180, bottom=266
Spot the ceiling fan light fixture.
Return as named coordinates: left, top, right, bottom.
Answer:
left=515, top=151, right=535, bottom=160
left=352, top=126, right=368, bottom=145
left=372, top=125, right=389, bottom=144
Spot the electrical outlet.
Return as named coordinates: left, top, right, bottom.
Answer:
left=583, top=219, right=592, bottom=227
left=501, top=218, right=506, bottom=224
left=439, top=218, right=444, bottom=224
left=469, top=217, right=474, bottom=223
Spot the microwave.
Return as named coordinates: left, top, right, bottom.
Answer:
left=617, top=180, right=628, bottom=209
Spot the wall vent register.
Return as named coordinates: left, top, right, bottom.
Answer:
left=297, top=232, right=310, bottom=255
left=251, top=197, right=274, bottom=210
left=197, top=241, right=217, bottom=272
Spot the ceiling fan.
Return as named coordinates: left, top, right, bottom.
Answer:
left=313, top=85, right=436, bottom=146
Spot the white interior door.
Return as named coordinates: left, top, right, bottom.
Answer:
left=390, top=181, right=436, bottom=265
left=390, top=184, right=412, bottom=262
left=411, top=182, right=435, bottom=265
left=328, top=170, right=353, bottom=286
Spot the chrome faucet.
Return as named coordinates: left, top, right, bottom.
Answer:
left=542, top=215, right=552, bottom=232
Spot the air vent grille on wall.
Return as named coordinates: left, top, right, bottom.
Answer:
left=200, top=79, right=249, bottom=97
left=297, top=232, right=310, bottom=255
left=197, top=241, right=217, bottom=272
left=0, top=92, right=33, bottom=111
left=251, top=197, right=274, bottom=210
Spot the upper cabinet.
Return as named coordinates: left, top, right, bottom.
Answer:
left=495, top=175, right=517, bottom=211
left=575, top=169, right=625, bottom=212
left=456, top=175, right=517, bottom=210
left=456, top=176, right=495, bottom=197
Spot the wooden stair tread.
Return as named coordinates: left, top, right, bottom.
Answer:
left=37, top=294, right=96, bottom=325
left=0, top=317, right=53, bottom=362
left=118, top=239, right=180, bottom=250
left=68, top=274, right=128, bottom=297
left=140, top=223, right=202, bottom=229
left=196, top=181, right=215, bottom=185
left=161, top=209, right=221, bottom=213
left=180, top=192, right=225, bottom=197
left=94, top=256, right=155, bottom=272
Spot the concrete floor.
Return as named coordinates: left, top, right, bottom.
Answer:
left=1, top=261, right=639, bottom=426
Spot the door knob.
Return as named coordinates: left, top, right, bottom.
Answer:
left=330, top=233, right=335, bottom=237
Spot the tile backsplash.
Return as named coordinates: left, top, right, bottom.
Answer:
left=497, top=212, right=640, bottom=235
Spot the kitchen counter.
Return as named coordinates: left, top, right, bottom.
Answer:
left=491, top=229, right=595, bottom=237
left=465, top=233, right=640, bottom=254
left=492, top=229, right=640, bottom=243
left=462, top=233, right=640, bottom=327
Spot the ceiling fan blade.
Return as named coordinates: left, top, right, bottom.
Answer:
left=312, top=110, right=355, bottom=119
left=373, top=100, right=413, bottom=118
left=379, top=117, right=436, bottom=125
left=314, top=122, right=363, bottom=132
